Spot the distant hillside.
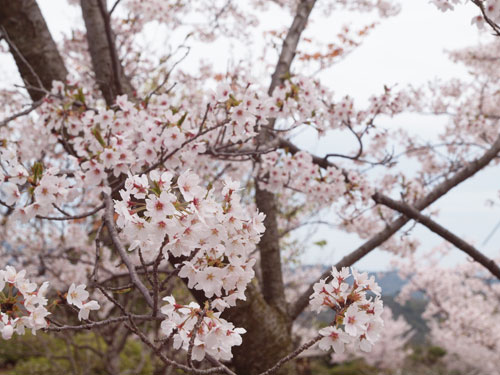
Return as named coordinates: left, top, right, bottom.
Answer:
left=372, top=270, right=407, bottom=295
left=383, top=295, right=428, bottom=344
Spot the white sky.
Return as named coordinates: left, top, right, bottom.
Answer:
left=4, top=0, right=499, bottom=271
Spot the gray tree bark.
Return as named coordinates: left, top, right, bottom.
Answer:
left=80, top=0, right=135, bottom=106
left=0, top=0, right=68, bottom=101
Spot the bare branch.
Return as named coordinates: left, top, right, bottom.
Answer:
left=187, top=308, right=206, bottom=368
left=36, top=204, right=105, bottom=221
left=0, top=25, right=45, bottom=91
left=45, top=314, right=160, bottom=332
left=102, top=193, right=155, bottom=309
left=268, top=0, right=316, bottom=95
left=109, top=0, right=123, bottom=15
left=373, top=192, right=500, bottom=280
left=257, top=335, right=322, bottom=375
left=97, top=0, right=123, bottom=95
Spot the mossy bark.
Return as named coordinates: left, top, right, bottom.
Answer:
left=224, top=283, right=296, bottom=375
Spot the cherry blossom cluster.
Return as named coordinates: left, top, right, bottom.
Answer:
left=260, top=77, right=411, bottom=136
left=430, top=0, right=462, bottom=12
left=0, top=148, right=30, bottom=206
left=0, top=266, right=50, bottom=340
left=430, top=0, right=500, bottom=29
left=259, top=151, right=375, bottom=206
left=331, top=307, right=413, bottom=370
left=36, top=85, right=206, bottom=177
left=0, top=73, right=410, bottom=228
left=160, top=296, right=245, bottom=361
left=11, top=168, right=80, bottom=223
left=123, top=0, right=259, bottom=41
left=66, top=284, right=100, bottom=321
left=115, top=170, right=265, bottom=306
left=287, top=267, right=412, bottom=370
left=12, top=75, right=333, bottom=181
left=209, top=75, right=346, bottom=139
left=398, top=254, right=500, bottom=374
left=309, top=267, right=383, bottom=354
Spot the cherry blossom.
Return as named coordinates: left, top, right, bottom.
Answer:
left=160, top=296, right=246, bottom=361
left=67, top=283, right=89, bottom=308
left=78, top=300, right=100, bottom=321
left=0, top=267, right=51, bottom=339
left=2, top=0, right=500, bottom=372
left=309, top=267, right=384, bottom=354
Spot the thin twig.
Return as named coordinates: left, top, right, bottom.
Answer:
left=152, top=249, right=164, bottom=318
left=92, top=221, right=105, bottom=283
left=0, top=99, right=44, bottom=128
left=36, top=203, right=105, bottom=221
left=1, top=26, right=46, bottom=91
left=187, top=308, right=206, bottom=368
left=108, top=0, right=123, bottom=15
left=45, top=314, right=160, bottom=332
left=103, top=193, right=155, bottom=309
left=257, top=335, right=322, bottom=375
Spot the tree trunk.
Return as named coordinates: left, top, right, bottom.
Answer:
left=0, top=0, right=68, bottom=101
left=227, top=2, right=318, bottom=373
left=80, top=0, right=135, bottom=106
left=225, top=283, right=295, bottom=375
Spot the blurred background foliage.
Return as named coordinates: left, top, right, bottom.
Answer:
left=0, top=332, right=153, bottom=375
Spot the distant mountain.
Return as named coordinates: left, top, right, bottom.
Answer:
left=371, top=270, right=407, bottom=296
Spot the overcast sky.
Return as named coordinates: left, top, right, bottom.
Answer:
left=4, top=1, right=499, bottom=271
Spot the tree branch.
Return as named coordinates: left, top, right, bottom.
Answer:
left=97, top=0, right=123, bottom=95
left=289, top=133, right=500, bottom=320
left=373, top=192, right=500, bottom=280
left=46, top=314, right=160, bottom=332
left=102, top=193, right=154, bottom=309
left=36, top=203, right=105, bottom=221
left=268, top=0, right=316, bottom=95
left=257, top=334, right=322, bottom=375
left=471, top=0, right=500, bottom=37
left=0, top=98, right=44, bottom=128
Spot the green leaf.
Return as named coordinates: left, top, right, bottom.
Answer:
left=31, top=162, right=44, bottom=183
left=91, top=127, right=107, bottom=147
left=177, top=112, right=188, bottom=127
left=314, top=239, right=327, bottom=248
